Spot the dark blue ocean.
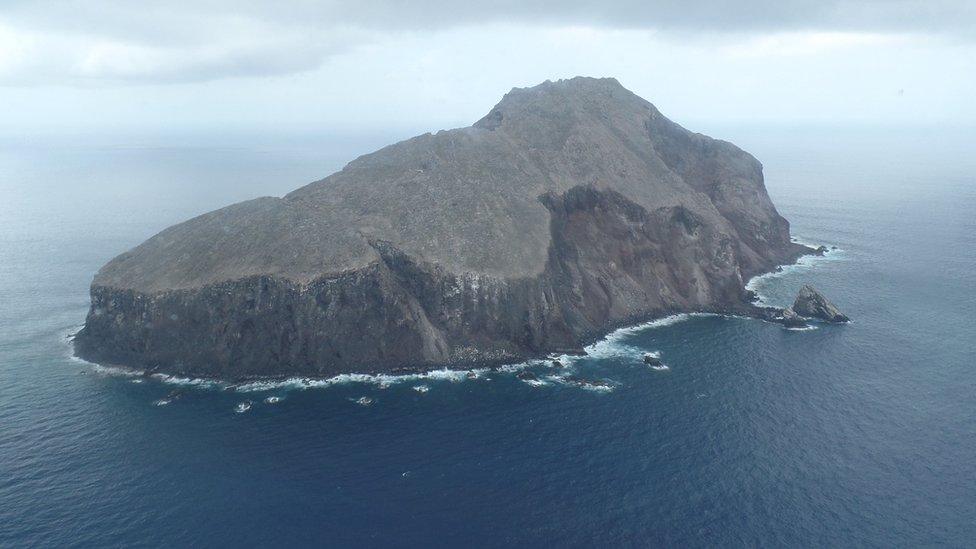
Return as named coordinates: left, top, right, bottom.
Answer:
left=1, top=127, right=974, bottom=547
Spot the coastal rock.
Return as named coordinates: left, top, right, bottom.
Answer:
left=74, top=77, right=812, bottom=379
left=791, top=285, right=849, bottom=323
left=778, top=307, right=809, bottom=328
left=563, top=376, right=612, bottom=390
left=642, top=353, right=663, bottom=366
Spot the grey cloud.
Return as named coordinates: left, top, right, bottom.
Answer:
left=328, top=0, right=976, bottom=35
left=25, top=0, right=964, bottom=35
left=1, top=0, right=973, bottom=85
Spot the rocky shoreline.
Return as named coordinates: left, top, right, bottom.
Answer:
left=73, top=244, right=848, bottom=383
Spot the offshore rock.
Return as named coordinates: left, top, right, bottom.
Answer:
left=74, top=77, right=812, bottom=379
left=778, top=307, right=809, bottom=328
left=790, top=285, right=850, bottom=323
left=642, top=353, right=663, bottom=366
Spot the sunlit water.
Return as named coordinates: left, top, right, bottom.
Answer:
left=1, top=128, right=974, bottom=546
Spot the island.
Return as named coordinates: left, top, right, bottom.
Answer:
left=74, top=77, right=842, bottom=379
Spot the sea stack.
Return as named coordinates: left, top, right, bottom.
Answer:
left=789, top=285, right=850, bottom=323
left=74, top=77, right=812, bottom=379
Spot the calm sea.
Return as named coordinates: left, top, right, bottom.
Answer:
left=1, top=127, right=974, bottom=547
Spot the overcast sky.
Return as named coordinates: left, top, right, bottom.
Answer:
left=1, top=0, right=974, bottom=135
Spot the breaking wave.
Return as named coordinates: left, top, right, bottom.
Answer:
left=232, top=366, right=502, bottom=393
left=582, top=314, right=696, bottom=360
left=746, top=239, right=846, bottom=307
left=520, top=378, right=549, bottom=387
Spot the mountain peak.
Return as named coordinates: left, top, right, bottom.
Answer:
left=475, top=76, right=650, bottom=131
left=515, top=76, right=625, bottom=94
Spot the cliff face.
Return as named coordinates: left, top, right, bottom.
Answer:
left=75, top=77, right=809, bottom=378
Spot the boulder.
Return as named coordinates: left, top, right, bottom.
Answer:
left=642, top=353, right=663, bottom=366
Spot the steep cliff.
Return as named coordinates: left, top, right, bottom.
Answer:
left=75, top=77, right=811, bottom=378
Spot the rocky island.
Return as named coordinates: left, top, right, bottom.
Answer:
left=75, top=77, right=836, bottom=379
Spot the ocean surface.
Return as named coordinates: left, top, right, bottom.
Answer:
left=1, top=127, right=974, bottom=547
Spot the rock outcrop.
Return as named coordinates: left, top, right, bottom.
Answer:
left=643, top=353, right=663, bottom=366
left=789, top=285, right=850, bottom=323
left=778, top=306, right=809, bottom=328
left=74, top=77, right=812, bottom=379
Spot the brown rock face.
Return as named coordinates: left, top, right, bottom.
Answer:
left=75, top=77, right=810, bottom=379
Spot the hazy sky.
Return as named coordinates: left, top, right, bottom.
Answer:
left=1, top=1, right=974, bottom=135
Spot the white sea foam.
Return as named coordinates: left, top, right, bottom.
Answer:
left=493, top=362, right=528, bottom=373
left=785, top=325, right=819, bottom=332
left=546, top=375, right=617, bottom=393
left=232, top=366, right=500, bottom=394
left=583, top=315, right=685, bottom=360
left=153, top=399, right=171, bottom=406
left=68, top=351, right=100, bottom=368
left=790, top=235, right=821, bottom=248
left=264, top=396, right=282, bottom=404
left=61, top=325, right=103, bottom=371
left=580, top=382, right=614, bottom=393
left=149, top=373, right=223, bottom=389
left=575, top=313, right=719, bottom=368
left=650, top=364, right=670, bottom=371
left=91, top=364, right=142, bottom=378
left=60, top=325, right=82, bottom=345
left=564, top=378, right=615, bottom=392
left=412, top=385, right=430, bottom=393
